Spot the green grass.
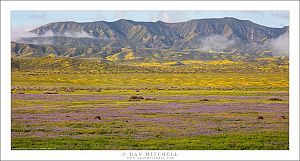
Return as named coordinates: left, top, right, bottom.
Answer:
left=12, top=131, right=288, bottom=150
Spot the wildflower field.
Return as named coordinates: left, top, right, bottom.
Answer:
left=11, top=57, right=289, bottom=150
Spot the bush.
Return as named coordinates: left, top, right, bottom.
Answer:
left=257, top=116, right=264, bottom=119
left=130, top=95, right=144, bottom=100
left=269, top=98, right=283, bottom=101
left=200, top=99, right=210, bottom=101
left=43, top=92, right=58, bottom=94
left=279, top=115, right=287, bottom=119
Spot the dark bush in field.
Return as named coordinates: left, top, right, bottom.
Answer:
left=130, top=95, right=144, bottom=100
left=268, top=98, right=283, bottom=101
left=257, top=116, right=264, bottom=119
left=200, top=98, right=210, bottom=101
left=95, top=116, right=101, bottom=120
left=279, top=115, right=287, bottom=119
left=43, top=92, right=58, bottom=94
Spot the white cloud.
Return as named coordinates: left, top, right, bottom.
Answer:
left=199, top=35, right=236, bottom=51
left=268, top=32, right=289, bottom=56
left=11, top=25, right=93, bottom=42
left=11, top=25, right=40, bottom=41
left=63, top=30, right=93, bottom=38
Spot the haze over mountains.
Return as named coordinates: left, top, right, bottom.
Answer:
left=12, top=17, right=289, bottom=60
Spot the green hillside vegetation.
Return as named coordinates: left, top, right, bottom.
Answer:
left=12, top=42, right=277, bottom=61
left=11, top=56, right=288, bottom=74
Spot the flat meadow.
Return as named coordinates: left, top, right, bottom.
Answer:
left=11, top=57, right=289, bottom=150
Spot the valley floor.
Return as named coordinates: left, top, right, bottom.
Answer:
left=11, top=58, right=289, bottom=150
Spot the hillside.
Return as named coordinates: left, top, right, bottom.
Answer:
left=11, top=56, right=288, bottom=74
left=11, top=41, right=274, bottom=61
left=12, top=17, right=289, bottom=60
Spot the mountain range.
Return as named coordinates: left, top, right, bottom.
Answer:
left=12, top=17, right=289, bottom=60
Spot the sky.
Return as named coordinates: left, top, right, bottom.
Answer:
left=11, top=10, right=289, bottom=30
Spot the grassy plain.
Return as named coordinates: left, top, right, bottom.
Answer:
left=11, top=57, right=289, bottom=150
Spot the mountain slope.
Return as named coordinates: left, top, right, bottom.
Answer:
left=13, top=17, right=289, bottom=59
left=12, top=41, right=275, bottom=61
left=25, top=17, right=288, bottom=49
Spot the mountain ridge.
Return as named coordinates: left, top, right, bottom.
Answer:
left=27, top=17, right=288, bottom=46
left=12, top=17, right=289, bottom=59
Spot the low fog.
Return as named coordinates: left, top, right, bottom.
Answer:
left=11, top=26, right=38, bottom=41
left=267, top=32, right=289, bottom=56
left=199, top=35, right=236, bottom=52
left=198, top=33, right=289, bottom=56
left=11, top=26, right=93, bottom=42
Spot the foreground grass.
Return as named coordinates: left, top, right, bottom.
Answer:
left=12, top=131, right=288, bottom=150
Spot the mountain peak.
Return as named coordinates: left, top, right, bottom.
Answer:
left=223, top=17, right=239, bottom=20
left=156, top=20, right=165, bottom=23
left=114, top=19, right=133, bottom=23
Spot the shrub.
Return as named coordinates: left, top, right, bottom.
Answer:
left=95, top=116, right=101, bottom=120
left=268, top=98, right=283, bottom=101
left=129, top=95, right=144, bottom=100
left=200, top=99, right=210, bottom=101
left=257, top=116, right=264, bottom=119
left=279, top=115, right=287, bottom=119
left=43, top=92, right=58, bottom=94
